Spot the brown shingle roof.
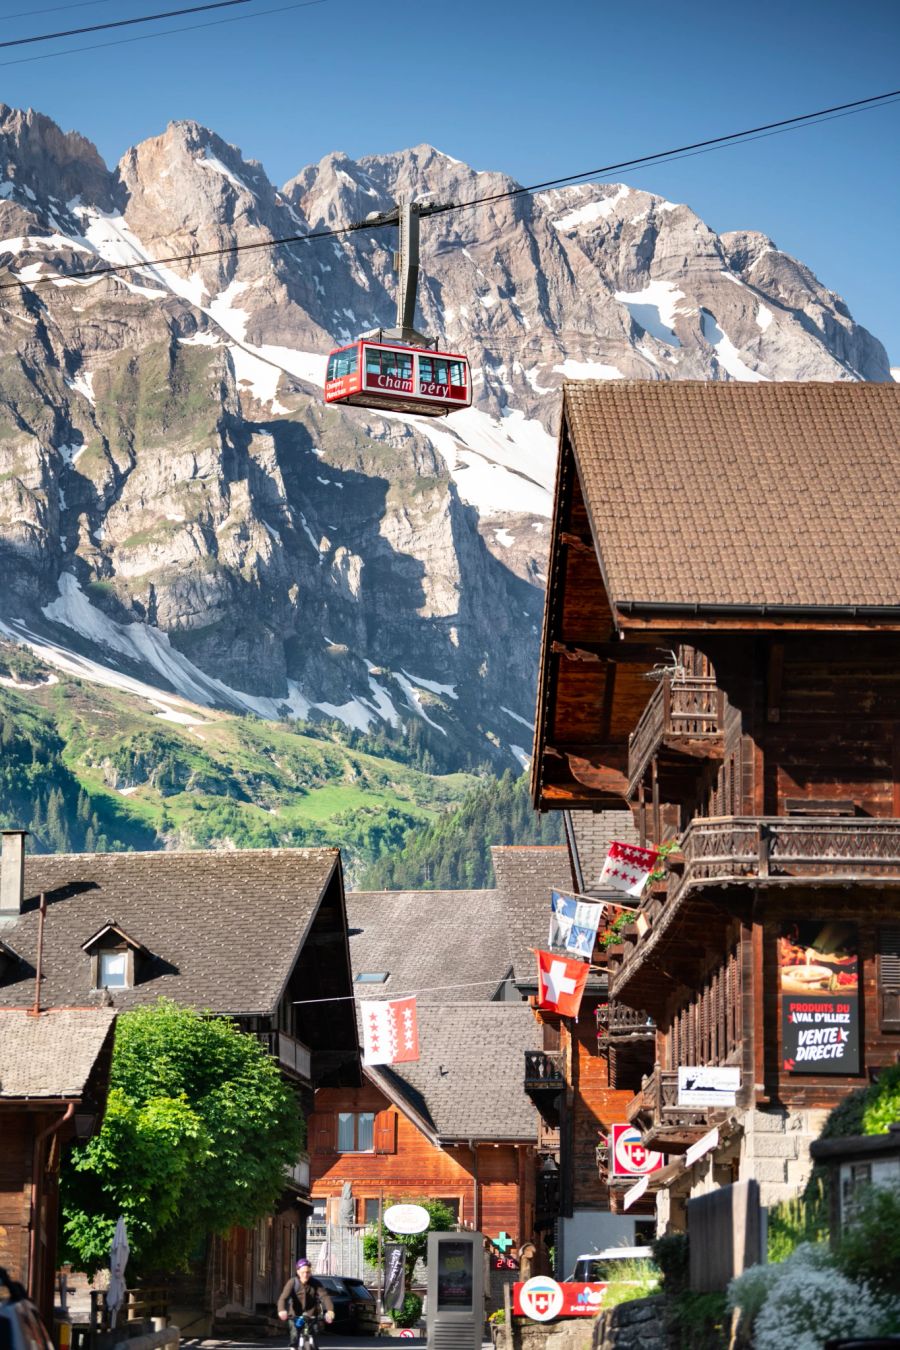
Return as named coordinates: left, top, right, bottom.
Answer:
left=366, top=1003, right=540, bottom=1143
left=0, top=1007, right=116, bottom=1099
left=491, top=845, right=575, bottom=985
left=564, top=381, right=900, bottom=611
left=0, top=848, right=341, bottom=1016
left=347, top=890, right=510, bottom=1002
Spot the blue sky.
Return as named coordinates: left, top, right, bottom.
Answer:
left=2, top=0, right=899, bottom=362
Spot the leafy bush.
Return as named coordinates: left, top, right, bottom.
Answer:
left=767, top=1178, right=829, bottom=1263
left=669, top=1292, right=728, bottom=1350
left=391, top=1293, right=423, bottom=1328
left=728, top=1243, right=900, bottom=1349
left=861, top=1063, right=900, bottom=1135
left=597, top=1258, right=660, bottom=1310
left=835, top=1183, right=900, bottom=1296
left=652, top=1231, right=689, bottom=1295
left=362, top=1199, right=455, bottom=1284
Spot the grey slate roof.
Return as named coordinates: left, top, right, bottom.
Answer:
left=491, top=845, right=574, bottom=987
left=0, top=1007, right=116, bottom=1099
left=366, top=1003, right=540, bottom=1143
left=567, top=810, right=637, bottom=896
left=0, top=848, right=341, bottom=1016
left=347, top=890, right=511, bottom=1002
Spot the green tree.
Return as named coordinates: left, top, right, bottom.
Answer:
left=61, top=1000, right=303, bottom=1275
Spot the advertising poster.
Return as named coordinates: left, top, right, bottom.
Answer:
left=779, top=920, right=859, bottom=1075
left=436, top=1241, right=473, bottom=1310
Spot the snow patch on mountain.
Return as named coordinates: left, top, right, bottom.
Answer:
left=614, top=281, right=686, bottom=347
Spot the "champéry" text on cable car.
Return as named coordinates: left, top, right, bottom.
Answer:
left=324, top=199, right=471, bottom=419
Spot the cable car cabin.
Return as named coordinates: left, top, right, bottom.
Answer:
left=324, top=341, right=472, bottom=418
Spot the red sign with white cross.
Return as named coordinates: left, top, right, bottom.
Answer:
left=609, top=1124, right=664, bottom=1177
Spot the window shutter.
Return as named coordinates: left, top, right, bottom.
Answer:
left=310, top=1112, right=335, bottom=1155
left=373, top=1109, right=397, bottom=1154
left=879, top=928, right=900, bottom=1031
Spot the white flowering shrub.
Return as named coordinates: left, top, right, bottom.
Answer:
left=727, top=1243, right=900, bottom=1350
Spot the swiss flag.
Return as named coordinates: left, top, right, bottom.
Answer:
left=598, top=841, right=659, bottom=899
left=360, top=997, right=419, bottom=1066
left=535, top=949, right=590, bottom=1017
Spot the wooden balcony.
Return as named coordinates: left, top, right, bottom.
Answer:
left=627, top=673, right=724, bottom=794
left=596, top=1001, right=656, bottom=1043
left=524, top=1049, right=565, bottom=1092
left=258, top=1030, right=313, bottom=1081
left=611, top=815, right=900, bottom=1000
left=626, top=1067, right=718, bottom=1153
left=285, top=1151, right=310, bottom=1192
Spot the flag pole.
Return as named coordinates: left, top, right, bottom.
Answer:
left=377, top=1188, right=384, bottom=1318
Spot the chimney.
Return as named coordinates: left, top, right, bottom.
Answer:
left=0, top=830, right=28, bottom=915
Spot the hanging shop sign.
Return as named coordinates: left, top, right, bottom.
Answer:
left=609, top=1124, right=664, bottom=1177
left=383, top=1203, right=430, bottom=1234
left=779, top=920, right=859, bottom=1075
left=677, top=1065, right=740, bottom=1107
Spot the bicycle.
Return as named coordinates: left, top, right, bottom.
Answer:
left=293, top=1312, right=321, bottom=1350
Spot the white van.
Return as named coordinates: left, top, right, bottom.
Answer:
left=566, top=1247, right=659, bottom=1284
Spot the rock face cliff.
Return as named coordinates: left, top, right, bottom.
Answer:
left=0, top=108, right=890, bottom=770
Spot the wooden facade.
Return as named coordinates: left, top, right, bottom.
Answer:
left=309, top=1082, right=535, bottom=1249
left=532, top=382, right=900, bottom=1221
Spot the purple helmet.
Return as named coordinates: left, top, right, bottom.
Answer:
left=296, top=1258, right=311, bottom=1270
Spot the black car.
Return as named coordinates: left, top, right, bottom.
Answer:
left=314, top=1278, right=378, bottom=1335
left=0, top=1269, right=54, bottom=1350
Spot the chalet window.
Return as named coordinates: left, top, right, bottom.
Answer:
left=436, top=1197, right=460, bottom=1220
left=878, top=927, right=900, bottom=1031
left=363, top=1198, right=380, bottom=1223
left=99, top=952, right=128, bottom=988
left=338, top=1112, right=375, bottom=1152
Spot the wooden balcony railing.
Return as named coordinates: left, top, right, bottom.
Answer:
left=285, top=1151, right=310, bottom=1191
left=537, top=1118, right=561, bottom=1153
left=596, top=1001, right=656, bottom=1042
left=258, top=1030, right=313, bottom=1081
left=524, top=1050, right=565, bottom=1091
left=610, top=815, right=900, bottom=992
left=626, top=1067, right=714, bottom=1152
left=628, top=673, right=723, bottom=791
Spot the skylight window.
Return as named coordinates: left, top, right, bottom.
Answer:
left=355, top=972, right=389, bottom=984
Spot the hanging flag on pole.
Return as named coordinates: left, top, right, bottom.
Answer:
left=550, top=890, right=604, bottom=958
left=360, top=997, right=419, bottom=1065
left=597, top=842, right=659, bottom=899
left=534, top=949, right=590, bottom=1017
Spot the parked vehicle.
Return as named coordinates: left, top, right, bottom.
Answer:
left=566, top=1248, right=659, bottom=1284
left=313, top=1278, right=378, bottom=1335
left=0, top=1269, right=53, bottom=1350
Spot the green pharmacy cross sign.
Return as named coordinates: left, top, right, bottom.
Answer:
left=492, top=1232, right=513, bottom=1253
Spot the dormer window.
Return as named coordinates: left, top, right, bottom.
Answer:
left=82, top=921, right=148, bottom=992
left=355, top=972, right=389, bottom=984
left=99, top=951, right=127, bottom=989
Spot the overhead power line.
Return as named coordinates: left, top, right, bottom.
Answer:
left=0, top=0, right=252, bottom=49
left=3, top=0, right=129, bottom=20
left=1, top=87, right=898, bottom=297
left=0, top=0, right=325, bottom=67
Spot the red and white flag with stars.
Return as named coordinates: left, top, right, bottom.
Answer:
left=598, top=842, right=659, bottom=899
left=360, top=997, right=419, bottom=1066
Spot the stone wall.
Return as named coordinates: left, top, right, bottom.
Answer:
left=591, top=1295, right=669, bottom=1350
left=509, top=1317, right=596, bottom=1350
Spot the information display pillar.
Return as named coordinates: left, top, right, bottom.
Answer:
left=426, top=1231, right=484, bottom=1350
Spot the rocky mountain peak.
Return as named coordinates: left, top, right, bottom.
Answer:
left=0, top=107, right=892, bottom=776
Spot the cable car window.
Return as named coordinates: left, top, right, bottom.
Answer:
left=329, top=349, right=357, bottom=379
left=365, top=348, right=382, bottom=375
left=419, top=357, right=449, bottom=387
left=448, top=360, right=466, bottom=386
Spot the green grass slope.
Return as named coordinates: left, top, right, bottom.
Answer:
left=0, top=640, right=477, bottom=879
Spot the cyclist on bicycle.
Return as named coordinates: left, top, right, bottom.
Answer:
left=277, top=1259, right=335, bottom=1347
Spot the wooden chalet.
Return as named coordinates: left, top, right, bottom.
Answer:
left=0, top=1008, right=116, bottom=1327
left=308, top=888, right=540, bottom=1281
left=531, top=381, right=900, bottom=1228
left=0, top=835, right=358, bottom=1327
left=491, top=846, right=655, bottom=1269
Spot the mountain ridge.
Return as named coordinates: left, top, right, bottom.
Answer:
left=0, top=107, right=891, bottom=794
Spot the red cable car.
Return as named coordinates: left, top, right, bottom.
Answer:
left=322, top=198, right=472, bottom=419
left=324, top=339, right=472, bottom=417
